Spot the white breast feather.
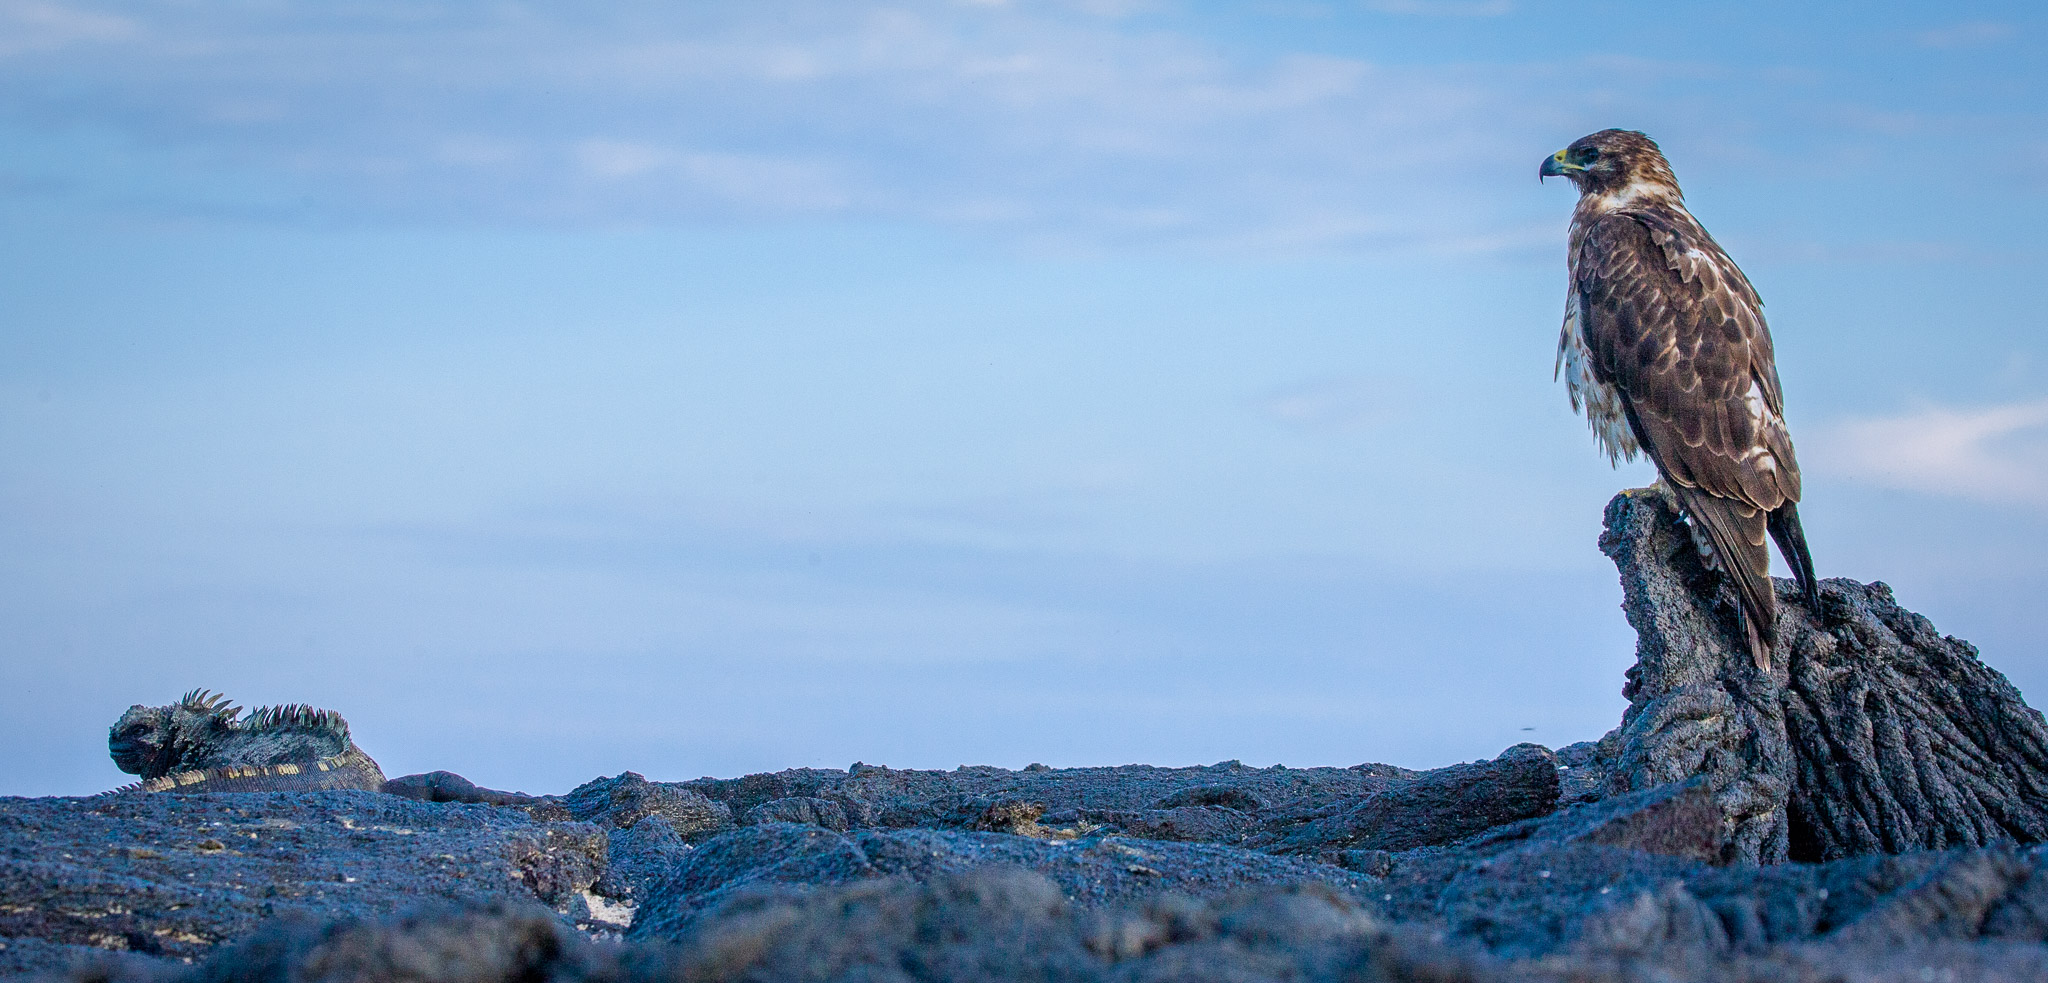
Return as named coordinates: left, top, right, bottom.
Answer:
left=1556, top=290, right=1639, bottom=466
left=1740, top=376, right=1781, bottom=473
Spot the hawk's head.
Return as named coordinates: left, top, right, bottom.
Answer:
left=1539, top=129, right=1680, bottom=202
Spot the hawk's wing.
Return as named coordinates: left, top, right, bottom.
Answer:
left=1574, top=211, right=1799, bottom=509
left=1573, top=210, right=1802, bottom=655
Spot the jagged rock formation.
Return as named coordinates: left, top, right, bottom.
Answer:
left=1601, top=488, right=2048, bottom=862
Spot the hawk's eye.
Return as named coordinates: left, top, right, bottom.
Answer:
left=1579, top=147, right=1601, bottom=163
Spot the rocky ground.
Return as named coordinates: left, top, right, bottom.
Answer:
left=5, top=492, right=2048, bottom=982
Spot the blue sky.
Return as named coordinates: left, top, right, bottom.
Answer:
left=2, top=0, right=2045, bottom=795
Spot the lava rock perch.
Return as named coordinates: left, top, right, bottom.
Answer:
left=1601, top=489, right=2048, bottom=862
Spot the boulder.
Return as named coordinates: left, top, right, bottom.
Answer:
left=561, top=772, right=732, bottom=838
left=1253, top=744, right=1560, bottom=856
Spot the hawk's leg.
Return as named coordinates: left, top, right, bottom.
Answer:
left=1618, top=480, right=1678, bottom=508
left=1622, top=482, right=1711, bottom=570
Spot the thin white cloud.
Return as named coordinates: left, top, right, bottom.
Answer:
left=575, top=140, right=671, bottom=180
left=0, top=0, right=136, bottom=56
left=0, top=2, right=1548, bottom=247
left=1754, top=239, right=1978, bottom=266
left=435, top=136, right=522, bottom=169
left=1364, top=0, right=1513, bottom=16
left=950, top=0, right=1156, bottom=13
left=0, top=1, right=2018, bottom=258
left=572, top=141, right=852, bottom=211
left=1259, top=377, right=1401, bottom=432
left=1814, top=399, right=2048, bottom=507
left=1914, top=21, right=2016, bottom=50
left=0, top=1, right=1594, bottom=248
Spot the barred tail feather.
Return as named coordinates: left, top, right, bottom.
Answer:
left=1669, top=483, right=1777, bottom=671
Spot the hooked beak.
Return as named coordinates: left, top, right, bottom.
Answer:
left=1539, top=148, right=1580, bottom=182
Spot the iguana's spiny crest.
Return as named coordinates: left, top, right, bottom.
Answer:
left=109, top=688, right=354, bottom=782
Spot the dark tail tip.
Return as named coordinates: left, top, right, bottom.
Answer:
left=1769, top=502, right=1821, bottom=611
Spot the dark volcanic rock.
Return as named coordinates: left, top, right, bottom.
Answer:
left=1368, top=780, right=2048, bottom=962
left=660, top=869, right=1104, bottom=982
left=651, top=870, right=1398, bottom=983
left=626, top=821, right=1376, bottom=943
left=1571, top=779, right=1725, bottom=862
left=1152, top=784, right=1268, bottom=812
left=1779, top=585, right=2048, bottom=860
left=1827, top=848, right=2036, bottom=945
left=0, top=791, right=605, bottom=977
left=739, top=796, right=849, bottom=831
left=20, top=771, right=2048, bottom=981
left=676, top=760, right=1404, bottom=832
left=588, top=814, right=687, bottom=904
left=42, top=864, right=2048, bottom=983
left=1601, top=489, right=2048, bottom=863
left=1254, top=743, right=1561, bottom=857
left=1555, top=738, right=1615, bottom=804
left=40, top=872, right=1446, bottom=983
left=560, top=772, right=731, bottom=838
left=1087, top=805, right=1262, bottom=844
left=378, top=771, right=548, bottom=808
left=934, top=794, right=1054, bottom=835
left=141, top=901, right=594, bottom=983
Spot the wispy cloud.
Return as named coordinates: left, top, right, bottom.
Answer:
left=0, top=1, right=135, bottom=56
left=0, top=2, right=1597, bottom=250
left=1364, top=0, right=1514, bottom=16
left=1814, top=400, right=2048, bottom=507
left=571, top=141, right=852, bottom=211
left=1258, top=377, right=1401, bottom=432
left=1914, top=21, right=2017, bottom=50
left=1753, top=239, right=1983, bottom=266
left=0, top=2, right=2031, bottom=256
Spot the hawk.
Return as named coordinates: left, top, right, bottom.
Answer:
left=1541, top=129, right=1818, bottom=669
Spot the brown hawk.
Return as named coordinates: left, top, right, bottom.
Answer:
left=1542, top=128, right=1819, bottom=669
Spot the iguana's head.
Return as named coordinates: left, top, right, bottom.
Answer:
left=109, top=689, right=240, bottom=779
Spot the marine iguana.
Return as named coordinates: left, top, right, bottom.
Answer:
left=108, top=689, right=540, bottom=805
